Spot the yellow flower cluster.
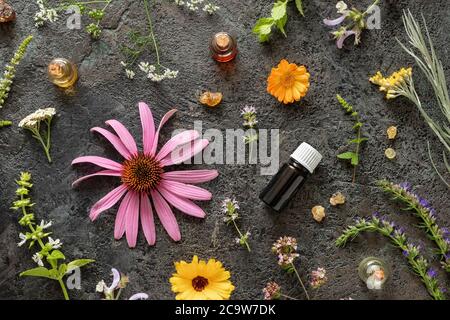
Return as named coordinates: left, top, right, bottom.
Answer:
left=369, top=67, right=412, bottom=99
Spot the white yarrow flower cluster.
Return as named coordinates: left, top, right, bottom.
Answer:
left=138, top=62, right=178, bottom=82
left=19, top=107, right=56, bottom=130
left=34, top=0, right=59, bottom=27
left=174, top=0, right=219, bottom=14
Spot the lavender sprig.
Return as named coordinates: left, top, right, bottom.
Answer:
left=378, top=180, right=450, bottom=272
left=336, top=214, right=446, bottom=300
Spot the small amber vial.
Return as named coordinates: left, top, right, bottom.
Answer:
left=47, top=58, right=78, bottom=88
left=210, top=32, right=237, bottom=63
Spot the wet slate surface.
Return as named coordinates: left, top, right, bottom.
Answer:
left=0, top=0, right=449, bottom=300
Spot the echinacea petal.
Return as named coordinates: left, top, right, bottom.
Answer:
left=162, top=170, right=219, bottom=184
left=105, top=120, right=138, bottom=156
left=158, top=187, right=206, bottom=218
left=90, top=127, right=132, bottom=159
left=156, top=130, right=200, bottom=161
left=72, top=170, right=121, bottom=187
left=139, top=102, right=156, bottom=155
left=159, top=139, right=209, bottom=167
left=150, top=189, right=181, bottom=241
left=140, top=193, right=156, bottom=246
left=151, top=109, right=177, bottom=156
left=114, top=191, right=133, bottom=240
left=160, top=180, right=212, bottom=200
left=89, top=185, right=128, bottom=221
left=125, top=191, right=140, bottom=248
left=72, top=156, right=123, bottom=171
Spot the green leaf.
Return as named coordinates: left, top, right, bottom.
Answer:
left=271, top=1, right=288, bottom=21
left=353, top=122, right=363, bottom=130
left=337, top=152, right=357, bottom=160
left=349, top=138, right=368, bottom=144
left=59, top=264, right=67, bottom=278
left=20, top=267, right=56, bottom=280
left=253, top=17, right=274, bottom=34
left=275, top=14, right=288, bottom=37
left=66, top=259, right=95, bottom=273
left=295, top=0, right=304, bottom=16
left=48, top=250, right=66, bottom=261
left=253, top=17, right=275, bottom=42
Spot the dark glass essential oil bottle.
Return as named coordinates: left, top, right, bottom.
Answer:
left=259, top=142, right=323, bottom=212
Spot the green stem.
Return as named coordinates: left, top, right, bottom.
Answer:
left=232, top=219, right=251, bottom=252
left=20, top=194, right=46, bottom=249
left=280, top=293, right=298, bottom=300
left=58, top=278, right=70, bottom=300
left=143, top=0, right=160, bottom=66
left=30, top=128, right=52, bottom=163
left=364, top=0, right=381, bottom=15
left=290, top=263, right=310, bottom=300
left=352, top=125, right=361, bottom=184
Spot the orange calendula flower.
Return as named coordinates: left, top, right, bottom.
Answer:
left=267, top=59, right=310, bottom=104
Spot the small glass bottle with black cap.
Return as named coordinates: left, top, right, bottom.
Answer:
left=259, top=142, right=323, bottom=212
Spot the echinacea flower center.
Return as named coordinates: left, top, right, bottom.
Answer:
left=192, top=276, right=209, bottom=292
left=121, top=154, right=163, bottom=193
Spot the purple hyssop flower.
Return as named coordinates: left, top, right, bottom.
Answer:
left=427, top=268, right=438, bottom=278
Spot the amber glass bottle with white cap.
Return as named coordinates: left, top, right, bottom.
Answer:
left=259, top=142, right=323, bottom=212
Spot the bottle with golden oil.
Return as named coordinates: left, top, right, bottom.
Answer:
left=210, top=32, right=237, bottom=63
left=47, top=58, right=78, bottom=88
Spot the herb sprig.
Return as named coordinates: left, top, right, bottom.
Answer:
left=336, top=214, right=446, bottom=300
left=378, top=180, right=450, bottom=272
left=252, top=0, right=304, bottom=43
left=0, top=35, right=33, bottom=110
left=336, top=94, right=367, bottom=183
left=12, top=172, right=94, bottom=300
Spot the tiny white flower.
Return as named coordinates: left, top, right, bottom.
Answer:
left=17, top=233, right=27, bottom=247
left=48, top=237, right=62, bottom=249
left=120, top=61, right=127, bottom=67
left=39, top=220, right=52, bottom=229
left=96, top=280, right=106, bottom=293
left=336, top=1, right=348, bottom=14
left=32, top=253, right=44, bottom=267
left=125, top=69, right=135, bottom=79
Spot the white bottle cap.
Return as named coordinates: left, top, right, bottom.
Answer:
left=290, top=142, right=323, bottom=174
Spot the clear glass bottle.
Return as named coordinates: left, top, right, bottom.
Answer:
left=210, top=32, right=238, bottom=63
left=47, top=58, right=78, bottom=88
left=358, top=257, right=390, bottom=290
left=259, top=142, right=323, bottom=212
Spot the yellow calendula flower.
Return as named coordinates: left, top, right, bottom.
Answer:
left=369, top=67, right=412, bottom=99
left=170, top=255, right=235, bottom=300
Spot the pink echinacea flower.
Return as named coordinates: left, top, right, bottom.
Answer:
left=72, top=102, right=218, bottom=248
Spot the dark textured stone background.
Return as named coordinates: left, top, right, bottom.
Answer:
left=0, top=0, right=449, bottom=300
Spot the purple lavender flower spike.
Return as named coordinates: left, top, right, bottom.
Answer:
left=336, top=30, right=356, bottom=49
left=323, top=15, right=347, bottom=27
left=427, top=268, right=438, bottom=278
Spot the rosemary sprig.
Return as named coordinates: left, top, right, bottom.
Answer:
left=336, top=215, right=446, bottom=300
left=397, top=10, right=450, bottom=186
left=336, top=94, right=368, bottom=183
left=377, top=180, right=450, bottom=272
